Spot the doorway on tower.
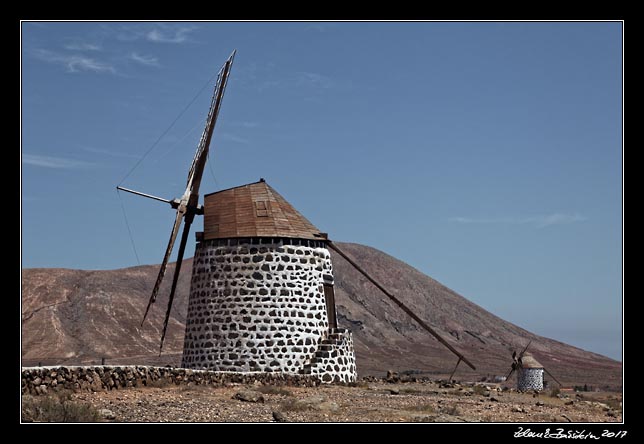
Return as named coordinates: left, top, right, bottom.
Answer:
left=323, top=283, right=337, bottom=329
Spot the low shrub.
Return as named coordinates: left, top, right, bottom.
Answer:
left=22, top=391, right=101, bottom=423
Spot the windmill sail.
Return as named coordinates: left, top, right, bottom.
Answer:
left=159, top=218, right=193, bottom=350
left=142, top=208, right=185, bottom=324
left=506, top=340, right=532, bottom=380
left=138, top=51, right=236, bottom=352
left=186, top=50, right=236, bottom=194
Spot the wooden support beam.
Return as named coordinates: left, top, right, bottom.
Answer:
left=449, top=357, right=462, bottom=382
left=327, top=241, right=476, bottom=371
left=543, top=367, right=563, bottom=387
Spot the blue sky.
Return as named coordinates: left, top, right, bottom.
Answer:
left=21, top=21, right=622, bottom=361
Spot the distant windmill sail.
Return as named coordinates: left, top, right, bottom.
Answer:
left=117, top=50, right=237, bottom=352
left=506, top=340, right=532, bottom=380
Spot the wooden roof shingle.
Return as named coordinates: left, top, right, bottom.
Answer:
left=203, top=180, right=322, bottom=240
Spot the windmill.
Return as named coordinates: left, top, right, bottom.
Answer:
left=505, top=340, right=562, bottom=391
left=116, top=50, right=476, bottom=383
left=116, top=50, right=236, bottom=351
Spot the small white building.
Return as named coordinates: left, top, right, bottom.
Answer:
left=517, top=353, right=544, bottom=392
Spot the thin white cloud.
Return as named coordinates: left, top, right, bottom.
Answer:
left=449, top=213, right=587, bottom=228
left=257, top=79, right=282, bottom=92
left=23, top=154, right=95, bottom=169
left=99, top=23, right=197, bottom=45
left=295, top=71, right=333, bottom=89
left=220, top=133, right=250, bottom=144
left=64, top=42, right=101, bottom=51
left=535, top=213, right=587, bottom=228
left=81, top=146, right=139, bottom=159
left=146, top=26, right=195, bottom=44
left=33, top=49, right=115, bottom=74
left=129, top=52, right=160, bottom=67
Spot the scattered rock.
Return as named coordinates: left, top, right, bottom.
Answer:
left=386, top=371, right=399, bottom=383
left=490, top=397, right=499, bottom=402
left=565, top=400, right=574, bottom=406
left=272, top=411, right=287, bottom=422
left=389, top=388, right=400, bottom=395
left=536, top=401, right=545, bottom=406
left=607, top=410, right=616, bottom=418
left=233, top=390, right=265, bottom=403
left=99, top=409, right=116, bottom=420
left=598, top=403, right=611, bottom=412
left=301, top=395, right=325, bottom=405
left=513, top=407, right=525, bottom=413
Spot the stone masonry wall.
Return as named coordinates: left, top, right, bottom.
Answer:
left=22, top=366, right=320, bottom=395
left=517, top=368, right=544, bottom=392
left=307, top=329, right=357, bottom=384
left=182, top=238, right=333, bottom=374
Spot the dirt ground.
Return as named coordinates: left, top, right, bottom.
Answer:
left=27, top=380, right=623, bottom=423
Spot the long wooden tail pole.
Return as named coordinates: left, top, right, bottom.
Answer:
left=326, top=241, right=476, bottom=371
left=543, top=367, right=563, bottom=387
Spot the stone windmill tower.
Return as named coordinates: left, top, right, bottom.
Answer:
left=505, top=341, right=561, bottom=392
left=516, top=353, right=545, bottom=392
left=120, top=51, right=478, bottom=383
left=181, top=179, right=356, bottom=382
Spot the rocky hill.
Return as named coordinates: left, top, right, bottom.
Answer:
left=21, top=242, right=621, bottom=389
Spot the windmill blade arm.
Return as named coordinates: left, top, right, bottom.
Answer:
left=116, top=186, right=177, bottom=208
left=141, top=209, right=185, bottom=325
left=185, top=50, right=236, bottom=195
left=327, top=240, right=476, bottom=371
left=519, top=340, right=532, bottom=358
left=159, top=217, right=193, bottom=352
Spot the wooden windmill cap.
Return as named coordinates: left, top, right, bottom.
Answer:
left=520, top=353, right=543, bottom=369
left=202, top=179, right=323, bottom=241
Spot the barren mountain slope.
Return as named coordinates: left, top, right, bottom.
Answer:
left=21, top=242, right=621, bottom=389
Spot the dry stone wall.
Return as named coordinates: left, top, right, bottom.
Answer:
left=182, top=238, right=333, bottom=374
left=21, top=366, right=320, bottom=395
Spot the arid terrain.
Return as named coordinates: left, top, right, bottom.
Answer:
left=22, top=242, right=622, bottom=389
left=22, top=380, right=622, bottom=423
